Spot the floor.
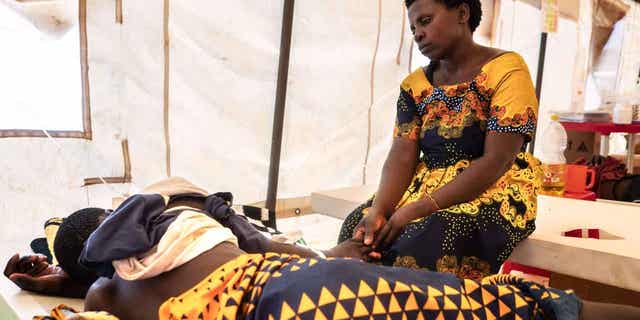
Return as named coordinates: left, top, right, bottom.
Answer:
left=276, top=213, right=343, bottom=250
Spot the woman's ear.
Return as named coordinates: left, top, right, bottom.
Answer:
left=458, top=3, right=470, bottom=25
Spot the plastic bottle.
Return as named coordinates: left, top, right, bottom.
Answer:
left=613, top=103, right=633, bottom=124
left=539, top=114, right=567, bottom=196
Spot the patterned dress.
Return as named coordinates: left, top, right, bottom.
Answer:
left=36, top=254, right=581, bottom=319
left=339, top=52, right=543, bottom=280
left=158, top=253, right=580, bottom=320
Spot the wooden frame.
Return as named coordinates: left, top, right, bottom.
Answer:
left=0, top=0, right=92, bottom=139
left=163, top=0, right=171, bottom=177
left=115, top=0, right=123, bottom=24
left=83, top=139, right=132, bottom=186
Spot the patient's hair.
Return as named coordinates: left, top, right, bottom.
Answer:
left=404, top=0, right=482, bottom=32
left=54, top=207, right=108, bottom=285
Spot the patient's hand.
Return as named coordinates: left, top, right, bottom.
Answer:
left=4, top=254, right=87, bottom=298
left=324, top=240, right=374, bottom=260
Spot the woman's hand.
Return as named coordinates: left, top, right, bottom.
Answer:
left=373, top=201, right=434, bottom=249
left=352, top=207, right=387, bottom=246
left=324, top=239, right=374, bottom=260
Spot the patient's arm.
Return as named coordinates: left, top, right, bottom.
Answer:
left=4, top=253, right=89, bottom=298
left=266, top=239, right=373, bottom=260
left=203, top=197, right=373, bottom=260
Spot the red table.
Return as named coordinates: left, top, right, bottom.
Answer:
left=560, top=121, right=640, bottom=173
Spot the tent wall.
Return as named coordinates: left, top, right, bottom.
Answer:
left=1, top=0, right=282, bottom=251
left=615, top=2, right=640, bottom=96
left=0, top=0, right=410, bottom=250
left=278, top=1, right=412, bottom=198
left=494, top=0, right=640, bottom=157
left=168, top=1, right=281, bottom=204
left=1, top=0, right=639, bottom=252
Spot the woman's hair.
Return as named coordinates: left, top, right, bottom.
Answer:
left=405, top=0, right=482, bottom=33
left=53, top=207, right=108, bottom=284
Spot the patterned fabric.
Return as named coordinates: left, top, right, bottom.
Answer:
left=159, top=253, right=294, bottom=319
left=159, top=253, right=581, bottom=320
left=339, top=52, right=543, bottom=279
left=33, top=304, right=117, bottom=320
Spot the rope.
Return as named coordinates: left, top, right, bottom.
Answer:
left=163, top=0, right=172, bottom=177
left=408, top=40, right=414, bottom=74
left=396, top=4, right=406, bottom=65
left=40, top=128, right=121, bottom=195
left=363, top=0, right=383, bottom=185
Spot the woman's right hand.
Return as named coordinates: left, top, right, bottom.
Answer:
left=353, top=207, right=388, bottom=246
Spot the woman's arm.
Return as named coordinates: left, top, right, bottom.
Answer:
left=428, top=132, right=523, bottom=211
left=374, top=132, right=524, bottom=247
left=371, top=138, right=420, bottom=216
left=355, top=83, right=423, bottom=245
left=354, top=137, right=419, bottom=245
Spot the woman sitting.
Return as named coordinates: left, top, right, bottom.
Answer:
left=340, top=0, right=542, bottom=280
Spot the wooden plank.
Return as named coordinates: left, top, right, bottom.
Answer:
left=0, top=130, right=88, bottom=139
left=82, top=140, right=132, bottom=186
left=312, top=185, right=640, bottom=291
left=83, top=177, right=131, bottom=186
left=509, top=195, right=640, bottom=292
left=79, top=0, right=92, bottom=140
left=311, top=185, right=376, bottom=219
left=251, top=196, right=312, bottom=219
left=122, top=139, right=131, bottom=179
left=550, top=273, right=640, bottom=307
left=115, top=0, right=123, bottom=24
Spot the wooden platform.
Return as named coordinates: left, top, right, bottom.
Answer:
left=311, top=185, right=376, bottom=219
left=311, top=186, right=640, bottom=292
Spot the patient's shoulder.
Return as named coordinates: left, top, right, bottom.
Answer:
left=84, top=277, right=115, bottom=312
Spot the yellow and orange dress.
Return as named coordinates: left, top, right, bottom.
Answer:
left=339, top=52, right=543, bottom=280
left=158, top=253, right=580, bottom=320
left=36, top=254, right=582, bottom=319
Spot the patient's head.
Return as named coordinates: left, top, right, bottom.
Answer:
left=54, top=207, right=109, bottom=284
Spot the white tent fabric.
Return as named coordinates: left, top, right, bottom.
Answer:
left=0, top=0, right=410, bottom=251
left=1, top=0, right=639, bottom=253
left=168, top=1, right=281, bottom=203
left=279, top=1, right=411, bottom=197
left=0, top=0, right=77, bottom=37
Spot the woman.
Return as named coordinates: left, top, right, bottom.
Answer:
left=339, top=0, right=542, bottom=280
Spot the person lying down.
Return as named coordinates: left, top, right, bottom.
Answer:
left=5, top=180, right=640, bottom=320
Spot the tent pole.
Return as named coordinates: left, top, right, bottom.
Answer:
left=529, top=31, right=548, bottom=154
left=266, top=0, right=295, bottom=213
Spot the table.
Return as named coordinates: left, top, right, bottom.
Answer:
left=508, top=195, right=640, bottom=292
left=560, top=122, right=640, bottom=173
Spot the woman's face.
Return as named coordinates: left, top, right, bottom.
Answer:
left=408, top=0, right=470, bottom=60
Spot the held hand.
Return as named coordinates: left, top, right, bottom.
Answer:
left=372, top=202, right=432, bottom=250
left=324, top=240, right=374, bottom=260
left=352, top=207, right=387, bottom=246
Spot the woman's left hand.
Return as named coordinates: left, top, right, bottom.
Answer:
left=372, top=201, right=434, bottom=250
